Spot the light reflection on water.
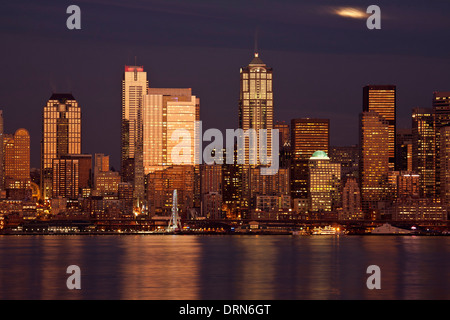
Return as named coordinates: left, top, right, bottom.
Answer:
left=0, top=235, right=448, bottom=300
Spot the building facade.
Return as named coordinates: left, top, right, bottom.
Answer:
left=359, top=111, right=390, bottom=218
left=433, top=91, right=450, bottom=198
left=290, top=118, right=329, bottom=200
left=308, top=151, right=341, bottom=214
left=121, top=66, right=148, bottom=206
left=41, top=93, right=81, bottom=200
left=363, top=85, right=396, bottom=170
left=412, top=107, right=436, bottom=198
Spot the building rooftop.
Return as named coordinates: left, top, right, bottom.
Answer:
left=249, top=53, right=265, bottom=66
left=49, top=93, right=75, bottom=102
left=310, top=150, right=329, bottom=159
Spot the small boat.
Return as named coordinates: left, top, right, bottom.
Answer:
left=311, top=225, right=341, bottom=235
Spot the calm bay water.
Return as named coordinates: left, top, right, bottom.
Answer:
left=0, top=235, right=449, bottom=300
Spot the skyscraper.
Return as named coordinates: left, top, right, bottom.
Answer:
left=433, top=91, right=450, bottom=198
left=290, top=118, right=329, bottom=200
left=363, top=85, right=396, bottom=169
left=239, top=52, right=274, bottom=165
left=4, top=128, right=30, bottom=192
left=440, top=125, right=450, bottom=212
left=339, top=176, right=362, bottom=220
left=0, top=110, right=3, bottom=192
left=41, top=93, right=81, bottom=200
left=396, top=128, right=413, bottom=172
left=52, top=158, right=79, bottom=199
left=121, top=65, right=148, bottom=206
left=359, top=111, right=390, bottom=217
left=143, top=88, right=199, bottom=174
left=237, top=51, right=275, bottom=212
left=412, top=107, right=436, bottom=198
left=308, top=151, right=341, bottom=214
left=94, top=153, right=110, bottom=188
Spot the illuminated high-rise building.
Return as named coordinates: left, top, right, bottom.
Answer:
left=121, top=65, right=148, bottom=205
left=440, top=125, right=450, bottom=212
left=41, top=93, right=81, bottom=200
left=222, top=145, right=243, bottom=218
left=52, top=158, right=79, bottom=199
left=433, top=91, right=450, bottom=198
left=200, top=164, right=223, bottom=218
left=61, top=154, right=92, bottom=192
left=143, top=88, right=199, bottom=216
left=308, top=151, right=341, bottom=213
left=359, top=111, right=390, bottom=217
left=143, top=88, right=199, bottom=174
left=363, top=85, right=396, bottom=169
left=339, top=176, right=363, bottom=220
left=329, top=145, right=359, bottom=180
left=274, top=121, right=291, bottom=169
left=290, top=118, right=329, bottom=200
left=412, top=107, right=435, bottom=198
left=237, top=51, right=275, bottom=212
left=4, top=128, right=31, bottom=191
left=396, top=128, right=413, bottom=172
left=239, top=51, right=274, bottom=166
left=94, top=153, right=110, bottom=188
left=0, top=110, right=3, bottom=191
left=274, top=121, right=290, bottom=148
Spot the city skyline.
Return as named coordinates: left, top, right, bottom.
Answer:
left=2, top=1, right=450, bottom=169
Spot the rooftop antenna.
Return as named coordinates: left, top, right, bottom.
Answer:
left=254, top=27, right=259, bottom=57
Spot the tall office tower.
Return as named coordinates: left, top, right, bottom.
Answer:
left=0, top=110, right=3, bottom=191
left=94, top=153, right=110, bottom=187
left=239, top=51, right=274, bottom=165
left=397, top=171, right=420, bottom=199
left=359, top=111, right=390, bottom=218
left=52, top=158, right=79, bottom=199
left=274, top=121, right=290, bottom=148
left=222, top=145, right=243, bottom=218
left=308, top=151, right=341, bottom=214
left=363, top=85, right=396, bottom=170
left=41, top=93, right=81, bottom=200
left=118, top=182, right=134, bottom=216
left=249, top=167, right=290, bottom=197
left=3, top=129, right=31, bottom=195
left=274, top=121, right=291, bottom=168
left=61, top=154, right=92, bottom=191
left=412, top=107, right=436, bottom=198
left=339, top=176, right=362, bottom=220
left=433, top=91, right=450, bottom=198
left=396, top=128, right=413, bottom=172
left=329, top=145, right=359, bottom=179
left=121, top=66, right=148, bottom=206
left=200, top=164, right=223, bottom=218
left=440, top=126, right=450, bottom=212
left=290, top=118, right=329, bottom=200
left=143, top=88, right=199, bottom=174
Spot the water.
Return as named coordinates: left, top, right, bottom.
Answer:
left=0, top=235, right=449, bottom=300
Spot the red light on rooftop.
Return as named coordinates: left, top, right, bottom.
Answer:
left=124, top=66, right=144, bottom=72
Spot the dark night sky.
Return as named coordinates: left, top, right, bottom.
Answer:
left=1, top=0, right=450, bottom=169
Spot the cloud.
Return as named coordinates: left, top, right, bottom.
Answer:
left=333, top=7, right=368, bottom=19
